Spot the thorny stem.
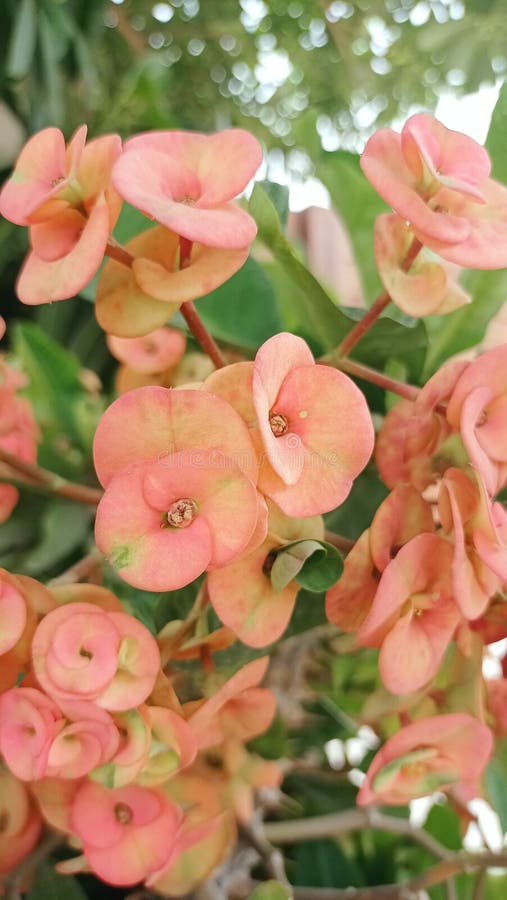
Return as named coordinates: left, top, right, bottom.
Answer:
left=264, top=807, right=454, bottom=861
left=239, top=818, right=292, bottom=891
left=260, top=809, right=507, bottom=900
left=334, top=237, right=423, bottom=359
left=0, top=446, right=103, bottom=506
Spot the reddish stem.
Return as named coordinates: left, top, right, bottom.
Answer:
left=336, top=357, right=420, bottom=401
left=0, top=446, right=103, bottom=506
left=336, top=237, right=423, bottom=359
left=180, top=301, right=227, bottom=368
left=105, top=238, right=135, bottom=268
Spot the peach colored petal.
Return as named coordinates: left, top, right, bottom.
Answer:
left=325, top=531, right=378, bottom=633
left=357, top=713, right=493, bottom=806
left=133, top=239, right=249, bottom=303
left=106, top=327, right=186, bottom=374
left=16, top=194, right=110, bottom=304
left=93, top=385, right=259, bottom=487
left=374, top=213, right=470, bottom=317
left=207, top=538, right=299, bottom=647
left=0, top=127, right=69, bottom=225
left=30, top=208, right=86, bottom=261
left=112, top=129, right=261, bottom=248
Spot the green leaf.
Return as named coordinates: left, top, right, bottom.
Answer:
left=249, top=183, right=345, bottom=352
left=26, top=862, right=87, bottom=900
left=12, top=321, right=100, bottom=466
left=20, top=499, right=93, bottom=577
left=195, top=257, right=283, bottom=351
left=6, top=0, right=37, bottom=79
left=423, top=268, right=507, bottom=376
left=248, top=881, right=291, bottom=900
left=485, top=737, right=507, bottom=830
left=257, top=180, right=290, bottom=229
left=270, top=540, right=343, bottom=593
left=486, top=79, right=507, bottom=185
left=317, top=149, right=387, bottom=302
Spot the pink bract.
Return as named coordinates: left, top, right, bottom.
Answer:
left=96, top=225, right=249, bottom=337
left=107, top=327, right=186, bottom=374
left=361, top=113, right=507, bottom=269
left=31, top=601, right=160, bottom=710
left=95, top=453, right=259, bottom=591
left=447, top=345, right=507, bottom=495
left=112, top=128, right=261, bottom=248
left=0, top=686, right=63, bottom=781
left=374, top=213, right=470, bottom=317
left=207, top=504, right=324, bottom=647
left=357, top=713, right=493, bottom=806
left=70, top=780, right=182, bottom=886
left=187, top=658, right=275, bottom=749
left=93, top=385, right=259, bottom=488
left=0, top=128, right=122, bottom=305
left=357, top=533, right=461, bottom=695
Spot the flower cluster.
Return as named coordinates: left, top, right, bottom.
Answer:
left=0, top=572, right=279, bottom=889
left=1, top=111, right=506, bottom=893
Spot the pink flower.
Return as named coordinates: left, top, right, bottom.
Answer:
left=204, top=335, right=374, bottom=517
left=112, top=128, right=261, bottom=249
left=446, top=345, right=507, bottom=495
left=357, top=534, right=461, bottom=695
left=374, top=213, right=470, bottom=316
left=96, top=225, right=249, bottom=337
left=106, top=327, right=186, bottom=374
left=32, top=602, right=160, bottom=710
left=0, top=687, right=63, bottom=781
left=187, top=658, right=276, bottom=749
left=0, top=125, right=122, bottom=304
left=93, top=385, right=263, bottom=591
left=357, top=713, right=493, bottom=805
left=361, top=113, right=507, bottom=268
left=326, top=484, right=435, bottom=633
left=70, top=780, right=182, bottom=885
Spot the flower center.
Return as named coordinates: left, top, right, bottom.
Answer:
left=165, top=498, right=198, bottom=528
left=114, top=802, right=133, bottom=825
left=269, top=412, right=288, bottom=437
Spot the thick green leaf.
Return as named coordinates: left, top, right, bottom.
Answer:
left=6, top=0, right=37, bottom=79
left=26, top=862, right=87, bottom=900
left=257, top=180, right=290, bottom=229
left=423, top=268, right=507, bottom=376
left=270, top=540, right=343, bottom=593
left=248, top=881, right=291, bottom=900
left=485, top=737, right=507, bottom=831
left=486, top=79, right=507, bottom=185
left=195, top=257, right=283, bottom=351
left=317, top=149, right=387, bottom=302
left=12, top=321, right=101, bottom=465
left=20, top=499, right=93, bottom=577
left=249, top=183, right=346, bottom=352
